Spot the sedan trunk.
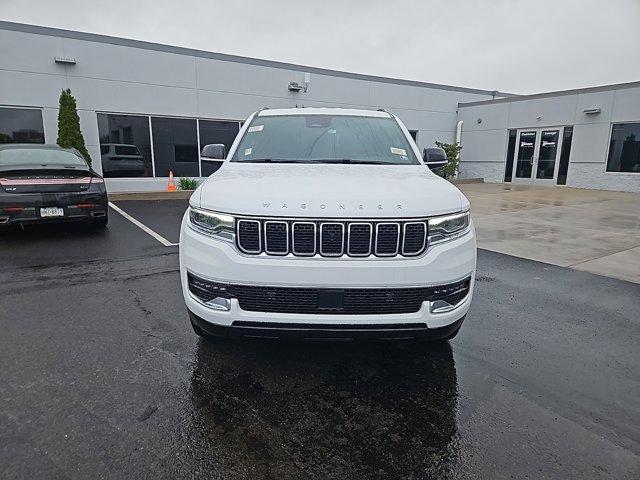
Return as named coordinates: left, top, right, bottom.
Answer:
left=0, top=166, right=97, bottom=194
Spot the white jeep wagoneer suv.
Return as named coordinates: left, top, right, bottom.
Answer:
left=179, top=108, right=476, bottom=340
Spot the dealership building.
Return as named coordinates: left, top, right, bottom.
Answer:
left=1, top=21, right=639, bottom=193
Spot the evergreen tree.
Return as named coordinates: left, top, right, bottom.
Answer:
left=57, top=89, right=91, bottom=165
left=434, top=141, right=462, bottom=180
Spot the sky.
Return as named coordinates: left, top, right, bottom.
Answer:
left=1, top=0, right=639, bottom=94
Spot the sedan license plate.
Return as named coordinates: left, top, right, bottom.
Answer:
left=40, top=207, right=64, bottom=218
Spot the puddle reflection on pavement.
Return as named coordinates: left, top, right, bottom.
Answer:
left=188, top=339, right=458, bottom=479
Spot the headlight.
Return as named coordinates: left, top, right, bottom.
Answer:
left=428, top=211, right=470, bottom=245
left=188, top=207, right=235, bottom=242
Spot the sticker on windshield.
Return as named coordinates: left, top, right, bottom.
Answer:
left=244, top=148, right=252, bottom=156
left=390, top=147, right=407, bottom=156
left=248, top=125, right=264, bottom=133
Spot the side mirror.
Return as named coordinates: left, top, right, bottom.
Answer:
left=201, top=144, right=226, bottom=161
left=423, top=147, right=448, bottom=171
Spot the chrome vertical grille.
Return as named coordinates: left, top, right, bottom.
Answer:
left=403, top=222, right=427, bottom=256
left=264, top=221, right=288, bottom=255
left=320, top=223, right=344, bottom=256
left=237, top=220, right=261, bottom=253
left=375, top=223, right=400, bottom=256
left=236, top=217, right=430, bottom=258
left=292, top=222, right=316, bottom=256
left=347, top=223, right=372, bottom=256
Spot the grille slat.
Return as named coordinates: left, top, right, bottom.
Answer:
left=375, top=223, right=400, bottom=256
left=236, top=217, right=431, bottom=258
left=264, top=221, right=288, bottom=255
left=320, top=223, right=344, bottom=256
left=292, top=222, right=316, bottom=256
left=237, top=220, right=261, bottom=253
left=402, top=222, right=427, bottom=256
left=347, top=223, right=372, bottom=256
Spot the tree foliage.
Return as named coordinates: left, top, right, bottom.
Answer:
left=434, top=141, right=462, bottom=180
left=57, top=89, right=91, bottom=164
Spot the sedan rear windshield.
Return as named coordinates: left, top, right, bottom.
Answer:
left=114, top=145, right=141, bottom=156
left=232, top=114, right=419, bottom=165
left=0, top=148, right=87, bottom=167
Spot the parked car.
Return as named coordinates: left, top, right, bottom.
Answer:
left=100, top=143, right=147, bottom=177
left=0, top=144, right=108, bottom=228
left=180, top=108, right=476, bottom=340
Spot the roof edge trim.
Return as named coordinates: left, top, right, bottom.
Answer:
left=458, top=80, right=640, bottom=107
left=0, top=20, right=515, bottom=97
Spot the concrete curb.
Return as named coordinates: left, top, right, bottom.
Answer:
left=108, top=191, right=194, bottom=201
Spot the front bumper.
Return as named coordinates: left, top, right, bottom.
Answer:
left=179, top=213, right=476, bottom=332
left=189, top=309, right=466, bottom=340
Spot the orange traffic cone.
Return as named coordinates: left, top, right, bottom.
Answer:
left=167, top=171, right=177, bottom=191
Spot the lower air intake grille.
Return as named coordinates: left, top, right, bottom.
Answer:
left=188, top=273, right=471, bottom=315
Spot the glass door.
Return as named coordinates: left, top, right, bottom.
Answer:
left=535, top=129, right=561, bottom=185
left=513, top=130, right=537, bottom=182
left=511, top=128, right=564, bottom=185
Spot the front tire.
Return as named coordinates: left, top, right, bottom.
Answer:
left=190, top=317, right=207, bottom=337
left=441, top=325, right=462, bottom=341
left=188, top=311, right=213, bottom=339
left=431, top=315, right=465, bottom=343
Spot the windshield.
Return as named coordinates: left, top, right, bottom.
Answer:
left=114, top=145, right=141, bottom=156
left=0, top=148, right=87, bottom=167
left=232, top=114, right=419, bottom=165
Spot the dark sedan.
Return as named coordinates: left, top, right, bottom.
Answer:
left=0, top=144, right=108, bottom=228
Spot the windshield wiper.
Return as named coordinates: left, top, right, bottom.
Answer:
left=312, top=159, right=400, bottom=165
left=239, top=158, right=310, bottom=163
left=239, top=158, right=402, bottom=165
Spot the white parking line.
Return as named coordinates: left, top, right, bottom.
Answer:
left=108, top=202, right=179, bottom=247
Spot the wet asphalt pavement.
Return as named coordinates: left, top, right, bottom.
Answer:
left=0, top=202, right=639, bottom=479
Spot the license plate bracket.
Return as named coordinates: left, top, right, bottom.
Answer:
left=318, top=289, right=344, bottom=311
left=40, top=207, right=64, bottom=218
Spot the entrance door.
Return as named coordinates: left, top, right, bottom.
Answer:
left=512, top=127, right=564, bottom=185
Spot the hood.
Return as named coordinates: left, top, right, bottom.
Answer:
left=195, top=163, right=467, bottom=218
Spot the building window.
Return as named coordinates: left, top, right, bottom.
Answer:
left=408, top=130, right=418, bottom=142
left=199, top=120, right=240, bottom=176
left=607, top=123, right=640, bottom=173
left=556, top=126, right=573, bottom=185
left=97, top=114, right=153, bottom=178
left=0, top=107, right=45, bottom=144
left=504, top=129, right=517, bottom=182
left=97, top=113, right=241, bottom=178
left=152, top=117, right=199, bottom=177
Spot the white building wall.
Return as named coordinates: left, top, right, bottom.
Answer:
left=457, top=84, right=640, bottom=192
left=0, top=22, right=497, bottom=192
left=456, top=102, right=510, bottom=183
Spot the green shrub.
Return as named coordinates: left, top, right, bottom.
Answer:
left=57, top=89, right=91, bottom=165
left=177, top=177, right=199, bottom=190
left=434, top=141, right=462, bottom=180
